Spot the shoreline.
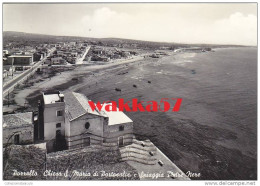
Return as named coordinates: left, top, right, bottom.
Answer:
left=2, top=49, right=226, bottom=113
left=3, top=53, right=162, bottom=113
left=3, top=47, right=257, bottom=180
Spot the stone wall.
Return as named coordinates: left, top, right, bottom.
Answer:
left=3, top=125, right=33, bottom=146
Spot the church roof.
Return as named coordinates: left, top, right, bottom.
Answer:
left=64, top=92, right=106, bottom=121
left=64, top=92, right=132, bottom=125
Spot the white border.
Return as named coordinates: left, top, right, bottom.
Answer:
left=0, top=1, right=258, bottom=186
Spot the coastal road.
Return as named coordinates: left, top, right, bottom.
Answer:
left=3, top=62, right=40, bottom=96
left=3, top=48, right=55, bottom=97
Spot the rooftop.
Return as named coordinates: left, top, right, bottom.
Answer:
left=46, top=145, right=139, bottom=180
left=64, top=92, right=132, bottom=125
left=43, top=93, right=64, bottom=104
left=3, top=112, right=33, bottom=128
left=4, top=144, right=46, bottom=180
left=102, top=103, right=133, bottom=125
left=64, top=92, right=106, bottom=121
left=9, top=55, right=32, bottom=58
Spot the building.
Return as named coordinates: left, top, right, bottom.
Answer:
left=6, top=55, right=33, bottom=66
left=3, top=112, right=34, bottom=146
left=3, top=69, right=8, bottom=79
left=99, top=56, right=110, bottom=62
left=69, top=42, right=76, bottom=46
left=51, top=57, right=66, bottom=65
left=37, top=91, right=65, bottom=152
left=112, top=54, right=121, bottom=59
left=3, top=50, right=9, bottom=57
left=36, top=91, right=134, bottom=152
left=3, top=65, right=15, bottom=78
left=56, top=50, right=64, bottom=56
left=159, top=46, right=170, bottom=50
left=91, top=56, right=110, bottom=62
left=92, top=47, right=104, bottom=55
left=122, top=51, right=131, bottom=58
left=44, top=59, right=51, bottom=65
left=64, top=92, right=133, bottom=149
left=71, top=51, right=77, bottom=57
left=33, top=52, right=43, bottom=62
left=174, top=47, right=207, bottom=53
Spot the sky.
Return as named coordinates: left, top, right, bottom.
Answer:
left=3, top=3, right=257, bottom=45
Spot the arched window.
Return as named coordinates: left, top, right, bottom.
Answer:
left=85, top=122, right=90, bottom=129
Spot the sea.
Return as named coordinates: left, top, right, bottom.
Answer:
left=76, top=47, right=257, bottom=180
left=138, top=47, right=258, bottom=180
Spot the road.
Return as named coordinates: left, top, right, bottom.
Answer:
left=76, top=46, right=91, bottom=64
left=3, top=48, right=55, bottom=97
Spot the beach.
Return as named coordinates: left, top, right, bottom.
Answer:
left=5, top=55, right=148, bottom=111
left=7, top=47, right=257, bottom=180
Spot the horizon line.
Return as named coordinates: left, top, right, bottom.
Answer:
left=3, top=30, right=255, bottom=47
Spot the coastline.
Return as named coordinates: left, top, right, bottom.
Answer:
left=3, top=47, right=257, bottom=180
left=4, top=54, right=162, bottom=113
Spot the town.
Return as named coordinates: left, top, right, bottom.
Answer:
left=1, top=31, right=220, bottom=180
left=3, top=40, right=143, bottom=83
left=2, top=2, right=257, bottom=183
left=3, top=32, right=197, bottom=181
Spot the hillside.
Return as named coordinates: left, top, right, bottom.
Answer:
left=3, top=31, right=244, bottom=49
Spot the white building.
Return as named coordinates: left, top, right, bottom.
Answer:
left=37, top=91, right=134, bottom=152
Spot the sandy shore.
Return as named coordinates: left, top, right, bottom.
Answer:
left=6, top=54, right=159, bottom=112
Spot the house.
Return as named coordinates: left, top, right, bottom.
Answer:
left=122, top=51, right=131, bottom=58
left=44, top=59, right=51, bottom=65
left=92, top=56, right=110, bottom=62
left=3, top=65, right=15, bottom=78
left=3, top=50, right=9, bottom=57
left=51, top=57, right=66, bottom=65
left=3, top=112, right=34, bottom=146
left=3, top=57, right=8, bottom=64
left=99, top=56, right=110, bottom=62
left=69, top=42, right=76, bottom=46
left=3, top=69, right=8, bottom=79
left=71, top=51, right=77, bottom=57
left=56, top=50, right=64, bottom=56
left=37, top=91, right=65, bottom=152
left=36, top=91, right=134, bottom=152
left=92, top=47, right=104, bottom=55
left=112, top=54, right=121, bottom=59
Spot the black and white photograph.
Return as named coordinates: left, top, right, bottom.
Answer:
left=1, top=1, right=258, bottom=184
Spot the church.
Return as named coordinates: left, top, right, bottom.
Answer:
left=36, top=91, right=134, bottom=152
